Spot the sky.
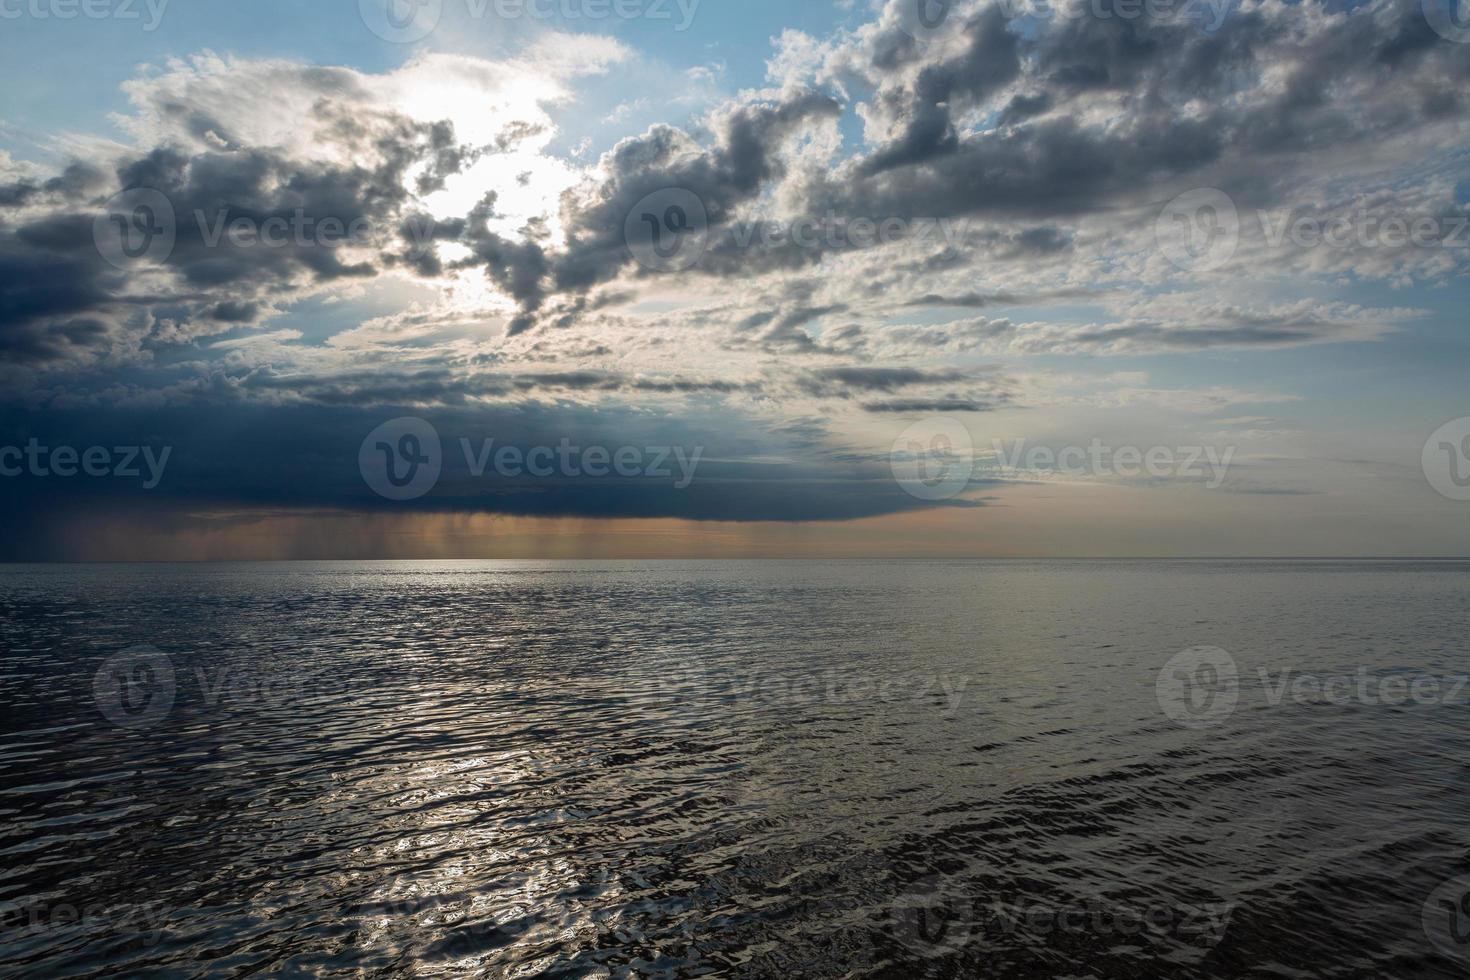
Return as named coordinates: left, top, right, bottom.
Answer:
left=1, top=0, right=1469, bottom=559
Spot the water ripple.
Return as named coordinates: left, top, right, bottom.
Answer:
left=1, top=560, right=1469, bottom=977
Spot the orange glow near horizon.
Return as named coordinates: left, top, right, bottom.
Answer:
left=43, top=480, right=1459, bottom=561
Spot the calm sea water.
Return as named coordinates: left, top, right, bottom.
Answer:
left=2, top=560, right=1470, bottom=977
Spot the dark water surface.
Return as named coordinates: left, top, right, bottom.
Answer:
left=2, top=559, right=1470, bottom=977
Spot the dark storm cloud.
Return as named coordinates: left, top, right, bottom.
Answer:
left=1067, top=322, right=1327, bottom=350
left=903, top=290, right=1031, bottom=309
left=10, top=0, right=1465, bottom=356
left=861, top=398, right=996, bottom=413
left=0, top=237, right=134, bottom=365
left=1038, top=301, right=1414, bottom=352
left=460, top=89, right=843, bottom=333
left=802, top=366, right=971, bottom=393
left=900, top=283, right=1103, bottom=310
left=629, top=378, right=750, bottom=394
left=858, top=4, right=1024, bottom=176
left=563, top=95, right=840, bottom=259
left=834, top=0, right=1470, bottom=224
left=0, top=161, right=108, bottom=208
left=0, top=400, right=982, bottom=558
left=2, top=0, right=1465, bottom=550
left=426, top=0, right=1470, bottom=336
left=231, top=367, right=758, bottom=405
left=1, top=109, right=476, bottom=369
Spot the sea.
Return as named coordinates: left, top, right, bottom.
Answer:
left=2, top=559, right=1469, bottom=977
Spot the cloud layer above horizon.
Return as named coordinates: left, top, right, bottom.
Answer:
left=2, top=0, right=1469, bottom=558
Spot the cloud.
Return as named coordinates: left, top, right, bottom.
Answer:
left=0, top=398, right=992, bottom=560
left=861, top=398, right=997, bottom=413
left=10, top=1, right=1464, bottom=372
left=3, top=0, right=1468, bottom=555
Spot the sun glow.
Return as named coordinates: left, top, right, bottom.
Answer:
left=422, top=148, right=580, bottom=245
